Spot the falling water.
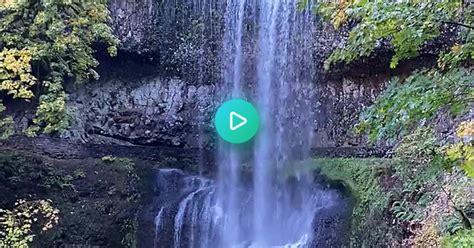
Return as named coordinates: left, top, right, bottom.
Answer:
left=215, top=0, right=248, bottom=246
left=153, top=1, right=342, bottom=247
left=253, top=0, right=317, bottom=246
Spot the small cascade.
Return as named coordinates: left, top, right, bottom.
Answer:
left=154, top=169, right=217, bottom=248
left=153, top=168, right=346, bottom=247
left=154, top=208, right=164, bottom=248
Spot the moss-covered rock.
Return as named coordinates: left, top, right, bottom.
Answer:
left=307, top=156, right=473, bottom=247
left=310, top=158, right=396, bottom=247
left=0, top=149, right=154, bottom=247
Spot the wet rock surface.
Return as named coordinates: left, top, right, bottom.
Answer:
left=68, top=0, right=399, bottom=153
left=108, top=0, right=224, bottom=83
left=0, top=136, right=215, bottom=173
left=107, top=0, right=455, bottom=78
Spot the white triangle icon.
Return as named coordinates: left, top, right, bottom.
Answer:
left=230, top=111, right=247, bottom=131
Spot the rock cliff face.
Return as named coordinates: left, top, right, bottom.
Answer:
left=313, top=77, right=387, bottom=148
left=62, top=68, right=387, bottom=150
left=56, top=0, right=395, bottom=151
left=64, top=75, right=217, bottom=147
left=108, top=0, right=224, bottom=83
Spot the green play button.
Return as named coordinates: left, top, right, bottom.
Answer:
left=214, top=99, right=260, bottom=144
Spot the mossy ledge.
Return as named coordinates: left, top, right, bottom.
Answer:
left=308, top=157, right=473, bottom=247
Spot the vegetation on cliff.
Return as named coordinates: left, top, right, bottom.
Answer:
left=303, top=1, right=473, bottom=70
left=0, top=150, right=149, bottom=247
left=311, top=127, right=472, bottom=246
left=0, top=0, right=118, bottom=137
left=0, top=0, right=472, bottom=247
left=310, top=158, right=391, bottom=246
left=299, top=0, right=474, bottom=246
left=301, top=0, right=473, bottom=176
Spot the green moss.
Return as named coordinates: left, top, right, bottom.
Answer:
left=307, top=152, right=472, bottom=247
left=101, top=155, right=136, bottom=173
left=441, top=229, right=474, bottom=248
left=313, top=158, right=391, bottom=205
left=309, top=158, right=397, bottom=247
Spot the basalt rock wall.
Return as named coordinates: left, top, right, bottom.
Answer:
left=61, top=64, right=389, bottom=151
left=57, top=0, right=397, bottom=151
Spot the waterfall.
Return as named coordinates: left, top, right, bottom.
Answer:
left=153, top=1, right=344, bottom=247
left=154, top=169, right=217, bottom=247
left=215, top=0, right=248, bottom=246
left=253, top=0, right=317, bottom=246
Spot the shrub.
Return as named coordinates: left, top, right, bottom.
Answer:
left=0, top=199, right=59, bottom=247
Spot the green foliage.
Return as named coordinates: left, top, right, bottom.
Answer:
left=446, top=142, right=474, bottom=177
left=72, top=168, right=86, bottom=179
left=101, top=155, right=118, bottom=163
left=0, top=48, right=36, bottom=98
left=390, top=128, right=444, bottom=224
left=440, top=214, right=467, bottom=235
left=0, top=199, right=59, bottom=247
left=302, top=154, right=472, bottom=246
left=441, top=229, right=474, bottom=248
left=319, top=0, right=474, bottom=179
left=392, top=127, right=444, bottom=185
left=447, top=169, right=474, bottom=212
left=391, top=128, right=473, bottom=245
left=101, top=155, right=135, bottom=173
left=302, top=1, right=474, bottom=155
left=438, top=5, right=474, bottom=69
left=40, top=172, right=73, bottom=190
left=0, top=151, right=74, bottom=191
left=389, top=160, right=437, bottom=225
left=306, top=1, right=472, bottom=70
left=0, top=0, right=118, bottom=137
left=121, top=215, right=138, bottom=248
left=312, top=158, right=389, bottom=209
left=0, top=150, right=149, bottom=246
left=101, top=156, right=139, bottom=197
left=391, top=199, right=424, bottom=223
left=394, top=127, right=440, bottom=165
left=445, top=121, right=474, bottom=177
left=355, top=68, right=473, bottom=144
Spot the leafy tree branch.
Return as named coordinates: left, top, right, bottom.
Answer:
left=0, top=0, right=118, bottom=137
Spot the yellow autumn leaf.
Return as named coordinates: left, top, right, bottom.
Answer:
left=0, top=0, right=19, bottom=9
left=0, top=48, right=37, bottom=99
left=456, top=120, right=474, bottom=138
left=451, top=44, right=462, bottom=54
left=330, top=0, right=353, bottom=29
